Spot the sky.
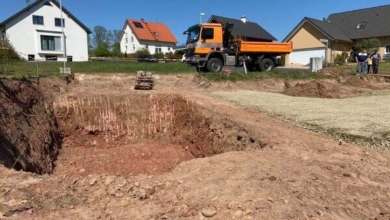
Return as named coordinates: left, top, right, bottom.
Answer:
left=1, top=0, right=389, bottom=44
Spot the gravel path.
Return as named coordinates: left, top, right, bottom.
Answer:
left=213, top=90, right=390, bottom=147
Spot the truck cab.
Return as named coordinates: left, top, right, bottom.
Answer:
left=184, top=22, right=292, bottom=73
left=184, top=23, right=225, bottom=71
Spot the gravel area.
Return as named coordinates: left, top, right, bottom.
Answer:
left=213, top=90, right=390, bottom=149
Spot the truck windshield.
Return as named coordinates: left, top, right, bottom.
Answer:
left=186, top=26, right=200, bottom=43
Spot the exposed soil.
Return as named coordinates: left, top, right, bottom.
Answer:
left=55, top=142, right=195, bottom=177
left=283, top=75, right=390, bottom=98
left=284, top=80, right=353, bottom=98
left=0, top=79, right=61, bottom=174
left=1, top=73, right=390, bottom=219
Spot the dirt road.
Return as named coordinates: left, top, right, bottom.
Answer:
left=1, top=73, right=390, bottom=220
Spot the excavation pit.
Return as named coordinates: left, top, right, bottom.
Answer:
left=53, top=94, right=262, bottom=176
left=0, top=79, right=264, bottom=175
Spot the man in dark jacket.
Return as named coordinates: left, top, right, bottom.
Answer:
left=370, top=50, right=381, bottom=74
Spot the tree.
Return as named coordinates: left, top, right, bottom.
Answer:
left=0, top=33, right=19, bottom=74
left=354, top=38, right=381, bottom=53
left=110, top=29, right=122, bottom=56
left=91, top=26, right=110, bottom=49
left=94, top=42, right=110, bottom=57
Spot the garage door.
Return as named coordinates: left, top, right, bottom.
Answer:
left=289, top=49, right=325, bottom=65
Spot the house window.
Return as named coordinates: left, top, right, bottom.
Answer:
left=28, top=54, right=35, bottom=61
left=133, top=22, right=144, bottom=29
left=45, top=55, right=58, bottom=61
left=168, top=47, right=171, bottom=51
left=356, top=22, right=366, bottom=29
left=33, top=15, right=44, bottom=25
left=155, top=47, right=162, bottom=54
left=55, top=18, right=65, bottom=27
left=131, top=36, right=134, bottom=42
left=386, top=45, right=390, bottom=53
left=133, top=45, right=135, bottom=51
left=41, top=35, right=61, bottom=51
left=145, top=44, right=149, bottom=49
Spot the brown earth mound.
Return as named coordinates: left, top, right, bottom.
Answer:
left=318, top=67, right=352, bottom=75
left=342, top=76, right=375, bottom=88
left=284, top=80, right=350, bottom=98
left=0, top=79, right=62, bottom=174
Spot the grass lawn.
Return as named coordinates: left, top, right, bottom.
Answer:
left=334, top=61, right=390, bottom=73
left=0, top=60, right=196, bottom=77
left=203, top=71, right=332, bottom=82
left=4, top=59, right=388, bottom=80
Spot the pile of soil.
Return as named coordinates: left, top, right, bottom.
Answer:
left=284, top=80, right=350, bottom=98
left=342, top=76, right=375, bottom=88
left=318, top=67, right=352, bottom=75
left=0, top=79, right=62, bottom=174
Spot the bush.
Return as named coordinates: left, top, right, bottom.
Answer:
left=165, top=52, right=176, bottom=59
left=93, top=43, right=110, bottom=57
left=135, top=48, right=150, bottom=57
left=0, top=34, right=19, bottom=74
left=174, top=50, right=184, bottom=59
left=0, top=34, right=18, bottom=60
left=154, top=52, right=164, bottom=59
left=334, top=52, right=349, bottom=65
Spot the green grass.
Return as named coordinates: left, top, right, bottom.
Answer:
left=203, top=70, right=332, bottom=82
left=334, top=61, right=390, bottom=73
left=0, top=60, right=195, bottom=77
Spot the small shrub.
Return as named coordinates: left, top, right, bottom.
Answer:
left=135, top=48, right=150, bottom=57
left=334, top=52, right=349, bottom=66
left=154, top=52, right=164, bottom=59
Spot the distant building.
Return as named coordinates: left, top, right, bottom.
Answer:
left=0, top=0, right=91, bottom=62
left=120, top=19, right=177, bottom=55
left=284, top=5, right=390, bottom=65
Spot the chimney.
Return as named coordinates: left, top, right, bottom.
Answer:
left=140, top=18, right=144, bottom=22
left=241, top=15, right=247, bottom=23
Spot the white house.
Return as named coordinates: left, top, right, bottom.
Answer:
left=120, top=19, right=177, bottom=55
left=0, top=0, right=91, bottom=62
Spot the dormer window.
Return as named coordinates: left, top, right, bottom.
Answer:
left=356, top=22, right=366, bottom=29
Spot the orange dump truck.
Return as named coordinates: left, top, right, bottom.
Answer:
left=184, top=21, right=292, bottom=72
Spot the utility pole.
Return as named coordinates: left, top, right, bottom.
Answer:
left=60, top=0, right=66, bottom=72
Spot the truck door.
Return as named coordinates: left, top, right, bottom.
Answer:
left=198, top=27, right=221, bottom=54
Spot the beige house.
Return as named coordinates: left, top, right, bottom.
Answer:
left=283, top=5, right=390, bottom=65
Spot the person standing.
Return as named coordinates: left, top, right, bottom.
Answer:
left=367, top=56, right=372, bottom=74
left=370, top=49, right=381, bottom=74
left=355, top=49, right=368, bottom=74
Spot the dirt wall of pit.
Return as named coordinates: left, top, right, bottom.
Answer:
left=0, top=79, right=62, bottom=174
left=54, top=94, right=264, bottom=158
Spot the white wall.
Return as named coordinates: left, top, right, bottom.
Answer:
left=4, top=0, right=89, bottom=61
left=120, top=25, right=142, bottom=54
left=120, top=24, right=176, bottom=55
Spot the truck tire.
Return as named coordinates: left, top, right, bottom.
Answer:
left=260, top=58, right=275, bottom=72
left=207, top=58, right=223, bottom=73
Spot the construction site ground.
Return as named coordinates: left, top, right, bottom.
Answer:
left=1, top=73, right=390, bottom=220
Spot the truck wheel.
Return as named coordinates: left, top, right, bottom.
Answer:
left=207, top=58, right=223, bottom=73
left=260, top=58, right=275, bottom=72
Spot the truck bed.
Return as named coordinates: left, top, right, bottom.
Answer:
left=235, top=40, right=293, bottom=54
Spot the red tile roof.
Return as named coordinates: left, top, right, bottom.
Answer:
left=127, top=19, right=177, bottom=43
